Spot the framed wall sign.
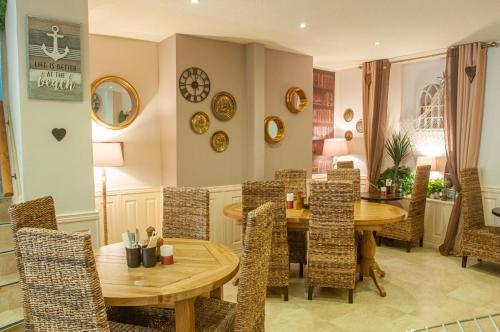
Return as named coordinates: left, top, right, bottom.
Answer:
left=28, top=16, right=82, bottom=101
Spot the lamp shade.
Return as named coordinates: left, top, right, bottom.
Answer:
left=322, top=138, right=349, bottom=157
left=416, top=156, right=437, bottom=171
left=93, top=142, right=124, bottom=167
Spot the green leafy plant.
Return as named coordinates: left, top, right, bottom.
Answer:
left=0, top=0, right=6, bottom=32
left=384, top=132, right=412, bottom=183
left=428, top=178, right=444, bottom=198
left=378, top=166, right=415, bottom=196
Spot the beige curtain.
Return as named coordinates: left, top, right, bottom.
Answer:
left=362, top=60, right=391, bottom=192
left=439, top=42, right=487, bottom=256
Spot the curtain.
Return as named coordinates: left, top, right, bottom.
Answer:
left=439, top=42, right=487, bottom=256
left=362, top=60, right=391, bottom=192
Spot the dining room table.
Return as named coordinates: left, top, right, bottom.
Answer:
left=360, top=191, right=406, bottom=202
left=492, top=208, right=500, bottom=217
left=223, top=200, right=407, bottom=297
left=95, top=238, right=240, bottom=332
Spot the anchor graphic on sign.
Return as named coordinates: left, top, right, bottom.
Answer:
left=41, top=25, right=70, bottom=61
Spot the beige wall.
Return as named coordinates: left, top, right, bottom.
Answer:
left=174, top=35, right=248, bottom=187
left=89, top=35, right=162, bottom=191
left=6, top=0, right=96, bottom=214
left=264, top=49, right=313, bottom=179
left=156, top=35, right=313, bottom=187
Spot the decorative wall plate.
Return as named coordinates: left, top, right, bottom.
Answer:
left=286, top=87, right=308, bottom=113
left=345, top=130, right=353, bottom=141
left=211, top=131, right=229, bottom=152
left=356, top=119, right=364, bottom=133
left=179, top=67, right=211, bottom=103
left=190, top=112, right=210, bottom=134
left=343, top=108, right=354, bottom=122
left=211, top=92, right=237, bottom=121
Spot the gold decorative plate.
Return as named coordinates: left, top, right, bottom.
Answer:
left=345, top=130, right=353, bottom=141
left=211, top=92, right=237, bottom=121
left=190, top=112, right=210, bottom=134
left=356, top=119, right=364, bottom=133
left=344, top=108, right=354, bottom=122
left=211, top=131, right=229, bottom=152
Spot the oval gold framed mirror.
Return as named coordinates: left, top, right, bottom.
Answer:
left=264, top=115, right=285, bottom=144
left=91, top=76, right=140, bottom=130
left=285, top=87, right=308, bottom=113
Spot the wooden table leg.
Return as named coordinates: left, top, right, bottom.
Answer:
left=210, top=286, right=223, bottom=300
left=175, top=297, right=196, bottom=332
left=360, top=230, right=387, bottom=297
left=232, top=221, right=244, bottom=286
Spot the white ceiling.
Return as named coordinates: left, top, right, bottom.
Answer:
left=88, top=0, right=500, bottom=70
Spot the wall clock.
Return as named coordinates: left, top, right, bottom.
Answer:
left=179, top=67, right=211, bottom=103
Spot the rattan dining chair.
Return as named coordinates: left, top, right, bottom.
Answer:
left=15, top=228, right=161, bottom=331
left=327, top=168, right=361, bottom=200
left=377, top=165, right=431, bottom=252
left=9, top=196, right=58, bottom=332
left=307, top=180, right=356, bottom=303
left=461, top=168, right=500, bottom=267
left=242, top=180, right=289, bottom=301
left=163, top=187, right=210, bottom=240
left=275, top=169, right=308, bottom=278
left=336, top=160, right=354, bottom=169
left=107, top=202, right=276, bottom=332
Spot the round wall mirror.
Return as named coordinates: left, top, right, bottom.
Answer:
left=264, top=116, right=285, bottom=144
left=285, top=87, right=308, bottom=113
left=91, top=76, right=140, bottom=130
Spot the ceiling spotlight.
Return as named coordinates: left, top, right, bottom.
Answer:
left=299, top=22, right=307, bottom=29
left=374, top=41, right=381, bottom=46
left=191, top=0, right=199, bottom=3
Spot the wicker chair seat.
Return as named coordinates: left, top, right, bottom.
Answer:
left=107, top=297, right=236, bottom=332
left=463, top=226, right=500, bottom=263
left=109, top=321, right=162, bottom=332
left=377, top=218, right=421, bottom=242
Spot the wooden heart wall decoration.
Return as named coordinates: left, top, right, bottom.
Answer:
left=465, top=66, right=476, bottom=83
left=52, top=128, right=66, bottom=141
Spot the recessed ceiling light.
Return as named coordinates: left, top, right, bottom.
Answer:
left=191, top=0, right=199, bottom=4
left=374, top=41, right=381, bottom=46
left=299, top=22, right=307, bottom=29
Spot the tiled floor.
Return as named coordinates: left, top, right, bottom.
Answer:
left=223, top=246, right=500, bottom=332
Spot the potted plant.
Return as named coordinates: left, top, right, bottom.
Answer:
left=427, top=178, right=444, bottom=199
left=382, top=132, right=412, bottom=193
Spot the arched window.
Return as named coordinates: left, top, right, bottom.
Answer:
left=415, top=83, right=444, bottom=131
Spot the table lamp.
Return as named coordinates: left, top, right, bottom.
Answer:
left=93, top=142, right=124, bottom=245
left=322, top=138, right=349, bottom=168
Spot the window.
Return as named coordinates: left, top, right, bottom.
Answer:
left=415, top=83, right=444, bottom=131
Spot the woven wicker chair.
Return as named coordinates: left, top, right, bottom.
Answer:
left=242, top=180, right=289, bottom=301
left=107, top=202, right=275, bottom=332
left=275, top=169, right=308, bottom=278
left=163, top=187, right=210, bottom=240
left=327, top=168, right=361, bottom=200
left=9, top=196, right=57, bottom=332
left=377, top=165, right=431, bottom=252
left=15, top=228, right=160, bottom=331
left=461, top=168, right=500, bottom=267
left=307, top=180, right=356, bottom=303
left=336, top=160, right=354, bottom=169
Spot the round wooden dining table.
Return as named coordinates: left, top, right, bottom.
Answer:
left=223, top=201, right=407, bottom=297
left=95, top=238, right=239, bottom=332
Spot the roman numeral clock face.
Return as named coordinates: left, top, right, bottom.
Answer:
left=179, top=67, right=211, bottom=103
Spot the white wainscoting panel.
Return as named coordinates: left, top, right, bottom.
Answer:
left=95, top=187, right=163, bottom=246
left=423, top=199, right=454, bottom=248
left=482, top=186, right=500, bottom=227
left=206, top=184, right=242, bottom=254
left=57, top=211, right=100, bottom=248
